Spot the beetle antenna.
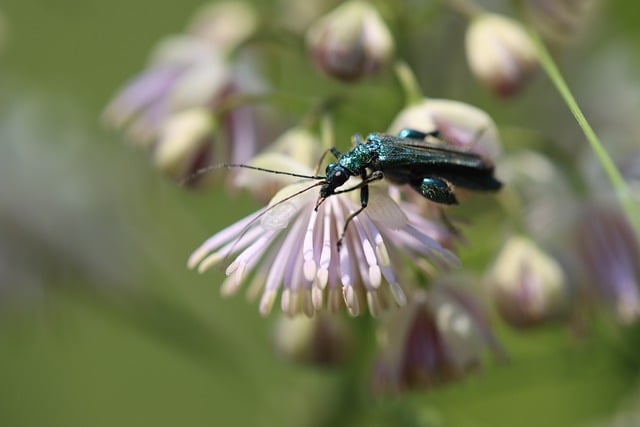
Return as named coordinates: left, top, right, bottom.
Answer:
left=182, top=163, right=326, bottom=186
left=223, top=180, right=326, bottom=260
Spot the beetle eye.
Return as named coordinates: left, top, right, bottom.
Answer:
left=335, top=170, right=342, bottom=177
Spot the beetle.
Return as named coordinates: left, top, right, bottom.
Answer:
left=315, top=128, right=502, bottom=247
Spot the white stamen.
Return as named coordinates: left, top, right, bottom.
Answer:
left=302, top=290, right=314, bottom=317
left=369, top=265, right=382, bottom=288
left=303, top=260, right=317, bottom=282
left=312, top=286, right=324, bottom=310
left=259, top=290, right=277, bottom=316
left=316, top=268, right=329, bottom=289
left=302, top=209, right=319, bottom=280
left=367, top=291, right=382, bottom=317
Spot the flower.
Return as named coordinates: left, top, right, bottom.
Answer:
left=306, top=1, right=394, bottom=82
left=388, top=98, right=502, bottom=160
left=103, top=36, right=234, bottom=146
left=372, top=281, right=503, bottom=393
left=465, top=13, right=538, bottom=98
left=574, top=204, right=640, bottom=324
left=103, top=3, right=264, bottom=183
left=188, top=174, right=459, bottom=317
left=487, top=235, right=572, bottom=328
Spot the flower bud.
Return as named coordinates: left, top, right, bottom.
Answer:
left=488, top=236, right=571, bottom=328
left=152, top=108, right=215, bottom=185
left=388, top=98, right=502, bottom=160
left=465, top=13, right=538, bottom=97
left=306, top=1, right=394, bottom=82
left=273, top=314, right=351, bottom=366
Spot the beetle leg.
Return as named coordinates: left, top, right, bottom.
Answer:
left=332, top=170, right=383, bottom=195
left=313, top=147, right=342, bottom=175
left=351, top=133, right=365, bottom=146
left=336, top=171, right=384, bottom=250
left=397, top=128, right=441, bottom=140
left=410, top=176, right=458, bottom=205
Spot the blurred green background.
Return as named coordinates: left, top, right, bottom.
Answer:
left=1, top=1, right=640, bottom=426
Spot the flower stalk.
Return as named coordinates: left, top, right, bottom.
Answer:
left=527, top=26, right=640, bottom=237
left=393, top=60, right=424, bottom=106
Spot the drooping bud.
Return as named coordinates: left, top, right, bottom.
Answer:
left=306, top=1, right=394, bottom=82
left=487, top=236, right=571, bottom=328
left=152, top=108, right=216, bottom=185
left=465, top=13, right=538, bottom=98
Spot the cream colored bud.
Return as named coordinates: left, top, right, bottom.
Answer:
left=153, top=109, right=215, bottom=181
left=465, top=14, right=538, bottom=97
left=488, top=236, right=571, bottom=328
left=306, top=1, right=394, bottom=82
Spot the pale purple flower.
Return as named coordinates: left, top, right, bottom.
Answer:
left=188, top=180, right=459, bottom=317
left=574, top=204, right=640, bottom=324
left=103, top=17, right=265, bottom=182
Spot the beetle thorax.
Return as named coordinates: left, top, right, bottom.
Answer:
left=338, top=144, right=375, bottom=174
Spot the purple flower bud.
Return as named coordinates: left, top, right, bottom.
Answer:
left=306, top=1, right=394, bottom=82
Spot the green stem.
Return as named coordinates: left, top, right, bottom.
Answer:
left=529, top=27, right=640, bottom=236
left=393, top=60, right=424, bottom=105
